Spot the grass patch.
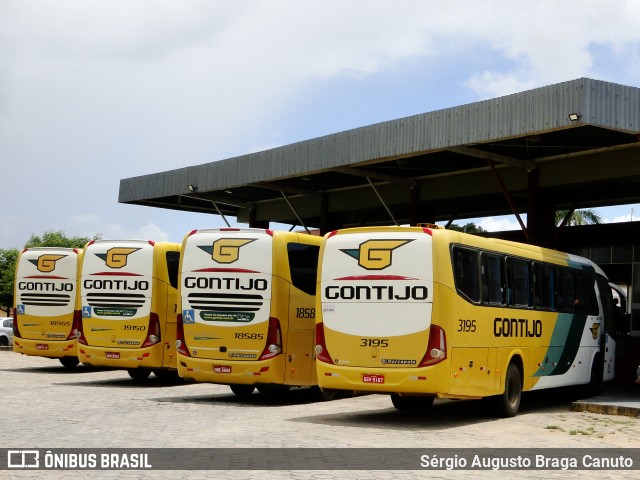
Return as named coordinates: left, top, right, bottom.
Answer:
left=544, top=425, right=565, bottom=431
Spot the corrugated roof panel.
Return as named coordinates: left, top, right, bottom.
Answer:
left=119, top=78, right=640, bottom=204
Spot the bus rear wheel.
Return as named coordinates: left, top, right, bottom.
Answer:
left=230, top=384, right=255, bottom=397
left=390, top=394, right=434, bottom=412
left=496, top=362, right=522, bottom=417
left=310, top=386, right=337, bottom=401
left=256, top=384, right=290, bottom=395
left=127, top=368, right=151, bottom=381
left=154, top=369, right=180, bottom=383
left=59, top=356, right=80, bottom=368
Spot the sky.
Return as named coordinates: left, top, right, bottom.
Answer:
left=1, top=0, right=640, bottom=249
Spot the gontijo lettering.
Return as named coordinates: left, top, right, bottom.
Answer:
left=183, top=277, right=267, bottom=290
left=493, top=318, right=542, bottom=337
left=324, top=285, right=428, bottom=301
left=83, top=279, right=149, bottom=290
left=18, top=282, right=74, bottom=291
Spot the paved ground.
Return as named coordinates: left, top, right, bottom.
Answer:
left=1, top=349, right=639, bottom=479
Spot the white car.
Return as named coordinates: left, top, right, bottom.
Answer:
left=0, top=317, right=14, bottom=346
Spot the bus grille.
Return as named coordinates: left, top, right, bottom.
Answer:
left=20, top=293, right=71, bottom=307
left=86, top=292, right=147, bottom=308
left=187, top=293, right=264, bottom=312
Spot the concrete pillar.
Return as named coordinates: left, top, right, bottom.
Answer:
left=527, top=169, right=556, bottom=248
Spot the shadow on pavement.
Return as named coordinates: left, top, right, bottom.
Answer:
left=152, top=386, right=344, bottom=407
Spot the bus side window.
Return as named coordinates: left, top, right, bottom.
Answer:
left=287, top=243, right=320, bottom=296
left=558, top=269, right=575, bottom=313
left=508, top=258, right=531, bottom=308
left=575, top=271, right=598, bottom=315
left=534, top=264, right=555, bottom=311
left=481, top=253, right=505, bottom=305
left=453, top=247, right=480, bottom=303
left=166, top=251, right=180, bottom=289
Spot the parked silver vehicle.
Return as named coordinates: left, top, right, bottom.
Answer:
left=0, top=317, right=14, bottom=346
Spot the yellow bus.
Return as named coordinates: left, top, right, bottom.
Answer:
left=13, top=247, right=82, bottom=367
left=315, top=226, right=619, bottom=416
left=77, top=240, right=180, bottom=381
left=176, top=228, right=322, bottom=397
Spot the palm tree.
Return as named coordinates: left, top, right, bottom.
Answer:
left=555, top=208, right=603, bottom=226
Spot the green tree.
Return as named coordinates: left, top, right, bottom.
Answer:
left=0, top=230, right=101, bottom=314
left=25, top=230, right=100, bottom=248
left=0, top=248, right=19, bottom=314
left=448, top=222, right=486, bottom=234
left=555, top=209, right=603, bottom=227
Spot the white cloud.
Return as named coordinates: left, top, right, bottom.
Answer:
left=477, top=216, right=523, bottom=232
left=608, top=215, right=634, bottom=223
left=1, top=1, right=639, bottom=249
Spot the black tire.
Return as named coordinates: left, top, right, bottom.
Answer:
left=154, top=369, right=180, bottom=382
left=127, top=368, right=151, bottom=381
left=59, top=356, right=80, bottom=368
left=256, top=384, right=290, bottom=395
left=0, top=337, right=9, bottom=347
left=390, top=394, right=434, bottom=412
left=496, top=362, right=522, bottom=417
left=310, top=386, right=337, bottom=401
left=230, top=384, right=255, bottom=397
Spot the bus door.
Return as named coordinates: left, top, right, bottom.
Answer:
left=596, top=276, right=618, bottom=381
left=283, top=239, right=320, bottom=386
left=160, top=247, right=180, bottom=369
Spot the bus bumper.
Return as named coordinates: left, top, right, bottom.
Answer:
left=177, top=353, right=286, bottom=385
left=316, top=361, right=448, bottom=394
left=78, top=343, right=165, bottom=369
left=13, top=338, right=77, bottom=359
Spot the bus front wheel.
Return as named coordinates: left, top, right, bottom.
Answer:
left=390, top=394, right=434, bottom=412
left=230, top=384, right=255, bottom=397
left=496, top=362, right=522, bottom=417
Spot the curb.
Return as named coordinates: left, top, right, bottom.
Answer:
left=570, top=401, right=640, bottom=418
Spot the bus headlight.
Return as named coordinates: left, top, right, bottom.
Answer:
left=268, top=344, right=281, bottom=355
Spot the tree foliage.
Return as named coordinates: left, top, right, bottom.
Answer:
left=0, top=248, right=19, bottom=314
left=25, top=230, right=100, bottom=249
left=555, top=209, right=603, bottom=227
left=447, top=222, right=486, bottom=234
left=0, top=230, right=101, bottom=314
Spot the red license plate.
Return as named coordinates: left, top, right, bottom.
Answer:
left=362, top=373, right=385, bottom=384
left=36, top=344, right=48, bottom=351
left=106, top=352, right=120, bottom=359
left=213, top=365, right=232, bottom=374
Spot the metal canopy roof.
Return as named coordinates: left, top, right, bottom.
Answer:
left=119, top=78, right=640, bottom=232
